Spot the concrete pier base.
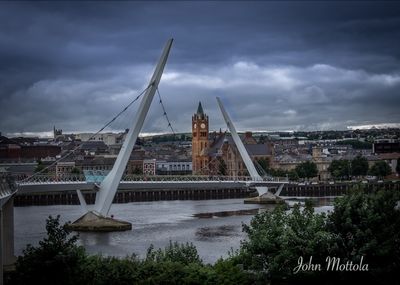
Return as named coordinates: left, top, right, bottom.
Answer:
left=244, top=192, right=286, bottom=204
left=66, top=211, right=132, bottom=232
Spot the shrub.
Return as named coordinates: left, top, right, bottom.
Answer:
left=238, top=200, right=337, bottom=282
left=145, top=241, right=202, bottom=265
left=11, top=215, right=86, bottom=285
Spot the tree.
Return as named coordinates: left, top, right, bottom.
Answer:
left=70, top=167, right=80, bottom=175
left=328, top=159, right=350, bottom=180
left=295, top=161, right=318, bottom=179
left=369, top=161, right=392, bottom=178
left=256, top=157, right=270, bottom=177
left=238, top=201, right=336, bottom=282
left=12, top=216, right=85, bottom=285
left=34, top=160, right=48, bottom=174
left=217, top=157, right=227, bottom=176
left=269, top=168, right=287, bottom=177
left=145, top=241, right=202, bottom=265
left=327, top=187, right=400, bottom=283
left=256, top=157, right=270, bottom=172
left=350, top=155, right=369, bottom=176
left=335, top=140, right=372, bottom=149
left=288, top=169, right=299, bottom=181
left=132, top=167, right=143, bottom=175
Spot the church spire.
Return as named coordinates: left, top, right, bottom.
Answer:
left=197, top=101, right=204, bottom=115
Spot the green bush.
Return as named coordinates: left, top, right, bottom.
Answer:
left=81, top=255, right=141, bottom=285
left=238, top=200, right=337, bottom=282
left=327, top=188, right=400, bottom=284
left=11, top=215, right=86, bottom=285
left=145, top=241, right=202, bottom=265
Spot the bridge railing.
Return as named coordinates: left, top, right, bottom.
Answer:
left=121, top=175, right=288, bottom=182
left=17, top=175, right=86, bottom=184
left=17, top=174, right=290, bottom=184
left=1, top=173, right=18, bottom=199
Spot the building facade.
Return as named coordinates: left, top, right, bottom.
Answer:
left=191, top=102, right=273, bottom=176
left=143, top=159, right=156, bottom=175
left=156, top=161, right=192, bottom=175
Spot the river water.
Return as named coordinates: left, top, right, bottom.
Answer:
left=14, top=198, right=334, bottom=264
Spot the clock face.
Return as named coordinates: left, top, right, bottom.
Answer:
left=200, top=123, right=206, bottom=129
left=194, top=123, right=197, bottom=129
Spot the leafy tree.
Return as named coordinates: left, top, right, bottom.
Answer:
left=328, top=159, right=350, bottom=180
left=217, top=157, right=227, bottom=176
left=34, top=160, right=48, bottom=173
left=145, top=241, right=202, bottom=265
left=213, top=258, right=254, bottom=285
left=12, top=216, right=85, bottom=285
left=70, top=167, right=80, bottom=175
left=336, top=140, right=372, bottom=149
left=288, top=169, right=299, bottom=181
left=81, top=255, right=141, bottom=285
left=269, top=168, right=287, bottom=177
left=350, top=155, right=369, bottom=176
left=238, top=201, right=337, bottom=282
left=327, top=188, right=400, bottom=283
left=132, top=167, right=143, bottom=175
left=369, top=161, right=392, bottom=178
left=295, top=161, right=318, bottom=179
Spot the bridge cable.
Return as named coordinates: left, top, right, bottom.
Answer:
left=156, top=87, right=176, bottom=136
left=244, top=144, right=274, bottom=180
left=22, top=84, right=152, bottom=182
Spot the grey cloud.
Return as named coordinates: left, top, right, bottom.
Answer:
left=0, top=2, right=399, bottom=135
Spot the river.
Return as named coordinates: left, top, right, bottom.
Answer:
left=14, top=198, right=334, bottom=264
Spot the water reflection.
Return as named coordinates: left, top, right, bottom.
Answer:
left=79, top=232, right=111, bottom=247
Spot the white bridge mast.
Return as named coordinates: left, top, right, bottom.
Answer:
left=216, top=97, right=274, bottom=197
left=93, top=39, right=173, bottom=216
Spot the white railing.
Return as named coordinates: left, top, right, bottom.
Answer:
left=17, top=174, right=289, bottom=185
left=0, top=175, right=18, bottom=199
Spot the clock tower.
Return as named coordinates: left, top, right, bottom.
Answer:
left=192, top=102, right=209, bottom=174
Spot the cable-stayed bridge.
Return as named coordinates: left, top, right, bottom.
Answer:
left=16, top=38, right=283, bottom=219
left=0, top=38, right=287, bottom=276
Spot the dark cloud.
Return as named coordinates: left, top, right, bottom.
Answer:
left=0, top=1, right=399, bottom=136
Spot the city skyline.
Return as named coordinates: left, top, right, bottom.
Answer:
left=1, top=2, right=400, bottom=137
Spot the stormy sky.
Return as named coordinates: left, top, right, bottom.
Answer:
left=1, top=1, right=399, bottom=137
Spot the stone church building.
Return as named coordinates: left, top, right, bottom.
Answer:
left=191, top=102, right=273, bottom=176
